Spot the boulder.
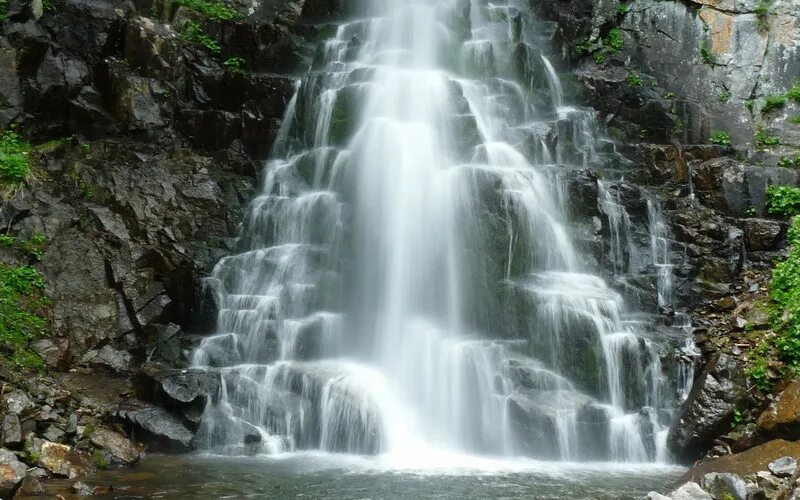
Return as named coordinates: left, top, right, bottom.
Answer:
left=742, top=219, right=783, bottom=252
left=700, top=472, right=747, bottom=500
left=38, top=441, right=94, bottom=478
left=667, top=353, right=749, bottom=462
left=14, top=473, right=46, bottom=496
left=114, top=401, right=194, bottom=451
left=81, top=344, right=133, bottom=373
left=0, top=448, right=26, bottom=497
left=668, top=482, right=712, bottom=500
left=89, top=427, right=140, bottom=465
left=757, top=381, right=800, bottom=440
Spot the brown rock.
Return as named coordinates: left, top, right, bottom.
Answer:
left=679, top=439, right=800, bottom=483
left=758, top=382, right=800, bottom=440
left=89, top=428, right=140, bottom=464
left=39, top=441, right=95, bottom=478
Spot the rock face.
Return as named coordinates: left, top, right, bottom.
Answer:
left=667, top=353, right=750, bottom=461
left=757, top=381, right=800, bottom=440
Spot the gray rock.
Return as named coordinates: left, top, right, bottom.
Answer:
left=647, top=492, right=672, bottom=500
left=1, top=414, right=22, bottom=448
left=3, top=390, right=33, bottom=415
left=43, top=425, right=66, bottom=443
left=89, top=427, right=140, bottom=464
left=0, top=448, right=27, bottom=497
left=115, top=402, right=194, bottom=451
left=81, top=345, right=133, bottom=373
left=768, top=456, right=798, bottom=478
left=743, top=219, right=783, bottom=252
left=701, top=472, right=748, bottom=500
left=668, top=482, right=713, bottom=500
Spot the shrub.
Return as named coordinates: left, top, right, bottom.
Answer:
left=0, top=265, right=49, bottom=370
left=181, top=21, right=221, bottom=54
left=627, top=71, right=643, bottom=87
left=763, top=94, right=787, bottom=113
left=0, top=130, right=32, bottom=187
left=766, top=185, right=800, bottom=216
left=709, top=130, right=732, bottom=146
left=173, top=0, right=239, bottom=21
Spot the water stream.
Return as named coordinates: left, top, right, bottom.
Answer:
left=190, top=0, right=691, bottom=470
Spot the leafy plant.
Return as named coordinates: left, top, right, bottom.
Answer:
left=181, top=21, right=221, bottom=54
left=754, top=1, right=771, bottom=32
left=617, top=2, right=631, bottom=14
left=663, top=91, right=675, bottom=99
left=748, top=356, right=772, bottom=392
left=791, top=115, right=800, bottom=125
left=0, top=265, right=49, bottom=370
left=754, top=128, right=780, bottom=147
left=778, top=156, right=800, bottom=168
left=593, top=52, right=606, bottom=64
left=763, top=94, right=787, bottom=113
left=719, top=90, right=731, bottom=103
left=173, top=0, right=239, bottom=21
left=709, top=130, right=732, bottom=146
left=0, top=130, right=32, bottom=187
left=700, top=40, right=716, bottom=65
left=91, top=450, right=109, bottom=469
left=787, top=83, right=800, bottom=103
left=627, top=71, right=643, bottom=87
left=223, top=56, right=246, bottom=74
left=20, top=234, right=46, bottom=261
left=0, top=235, right=15, bottom=247
left=604, top=28, right=624, bottom=53
left=0, top=0, right=6, bottom=22
left=766, top=185, right=800, bottom=216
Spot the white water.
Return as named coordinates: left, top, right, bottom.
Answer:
left=192, top=0, right=690, bottom=465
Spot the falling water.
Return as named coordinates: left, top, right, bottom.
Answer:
left=192, top=0, right=687, bottom=463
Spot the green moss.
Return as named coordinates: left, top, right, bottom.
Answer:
left=173, top=0, right=239, bottom=21
left=0, top=130, right=32, bottom=188
left=181, top=21, right=221, bottom=54
left=0, top=265, right=49, bottom=370
left=91, top=450, right=109, bottom=469
left=709, top=130, right=732, bottom=146
left=763, top=94, right=787, bottom=113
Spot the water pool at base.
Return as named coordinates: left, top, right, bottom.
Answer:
left=41, top=453, right=683, bottom=499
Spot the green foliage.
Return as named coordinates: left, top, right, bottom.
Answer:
left=0, top=265, right=49, bottom=370
left=20, top=234, right=45, bottom=261
left=67, top=171, right=93, bottom=199
left=223, top=56, right=246, bottom=74
left=766, top=217, right=800, bottom=376
left=0, top=0, right=7, bottom=21
left=778, top=155, right=800, bottom=168
left=790, top=115, right=800, bottom=125
left=763, top=94, right=787, bottom=113
left=787, top=83, right=800, bottom=103
left=754, top=128, right=780, bottom=147
left=616, top=2, right=630, bottom=14
left=748, top=355, right=773, bottom=392
left=173, top=0, right=239, bottom=21
left=663, top=91, right=676, bottom=99
left=42, top=0, right=54, bottom=11
left=766, top=186, right=800, bottom=217
left=593, top=52, right=605, bottom=64
left=575, top=37, right=595, bottom=55
left=604, top=28, right=624, bottom=53
left=745, top=99, right=755, bottom=112
left=181, top=21, right=221, bottom=54
left=0, top=130, right=32, bottom=187
left=626, top=71, right=643, bottom=87
left=700, top=40, right=716, bottom=65
left=719, top=90, right=731, bottom=103
left=731, top=408, right=743, bottom=427
left=709, top=130, right=732, bottom=146
left=0, top=235, right=15, bottom=247
left=754, top=1, right=771, bottom=32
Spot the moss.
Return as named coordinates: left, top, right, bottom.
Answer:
left=763, top=94, right=787, bottom=113
left=91, top=450, right=109, bottom=469
left=0, top=265, right=49, bottom=370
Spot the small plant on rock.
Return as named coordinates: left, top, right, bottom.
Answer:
left=0, top=130, right=32, bottom=188
left=223, top=56, right=247, bottom=74
left=699, top=40, right=716, bottom=65
left=626, top=71, right=643, bottom=87
left=173, top=0, right=240, bottom=21
left=763, top=94, right=787, bottom=113
left=616, top=2, right=631, bottom=14
left=0, top=265, right=50, bottom=370
left=790, top=115, right=800, bottom=125
left=604, top=28, right=625, bottom=53
left=754, top=1, right=772, bottom=32
left=0, top=0, right=7, bottom=22
left=766, top=185, right=800, bottom=216
left=754, top=128, right=780, bottom=147
left=787, top=83, right=800, bottom=103
left=181, top=21, right=221, bottom=54
left=593, top=52, right=605, bottom=64
left=719, top=90, right=731, bottom=103
left=709, top=130, right=732, bottom=146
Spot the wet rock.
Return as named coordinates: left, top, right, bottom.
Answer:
left=38, top=441, right=94, bottom=478
left=768, top=456, right=797, bottom=478
left=667, top=353, right=749, bottom=462
left=0, top=448, right=26, bottom=497
left=757, top=381, right=800, bottom=440
left=1, top=415, right=22, bottom=448
left=114, top=401, right=194, bottom=451
left=680, top=440, right=800, bottom=483
left=743, top=219, right=783, bottom=252
left=700, top=472, right=747, bottom=500
left=14, top=472, right=46, bottom=496
left=89, top=427, right=140, bottom=465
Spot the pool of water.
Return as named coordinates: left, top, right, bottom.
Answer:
left=40, top=452, right=683, bottom=499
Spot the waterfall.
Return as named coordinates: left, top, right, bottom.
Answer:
left=191, top=0, right=688, bottom=463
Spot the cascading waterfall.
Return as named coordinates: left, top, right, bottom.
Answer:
left=192, top=0, right=689, bottom=463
